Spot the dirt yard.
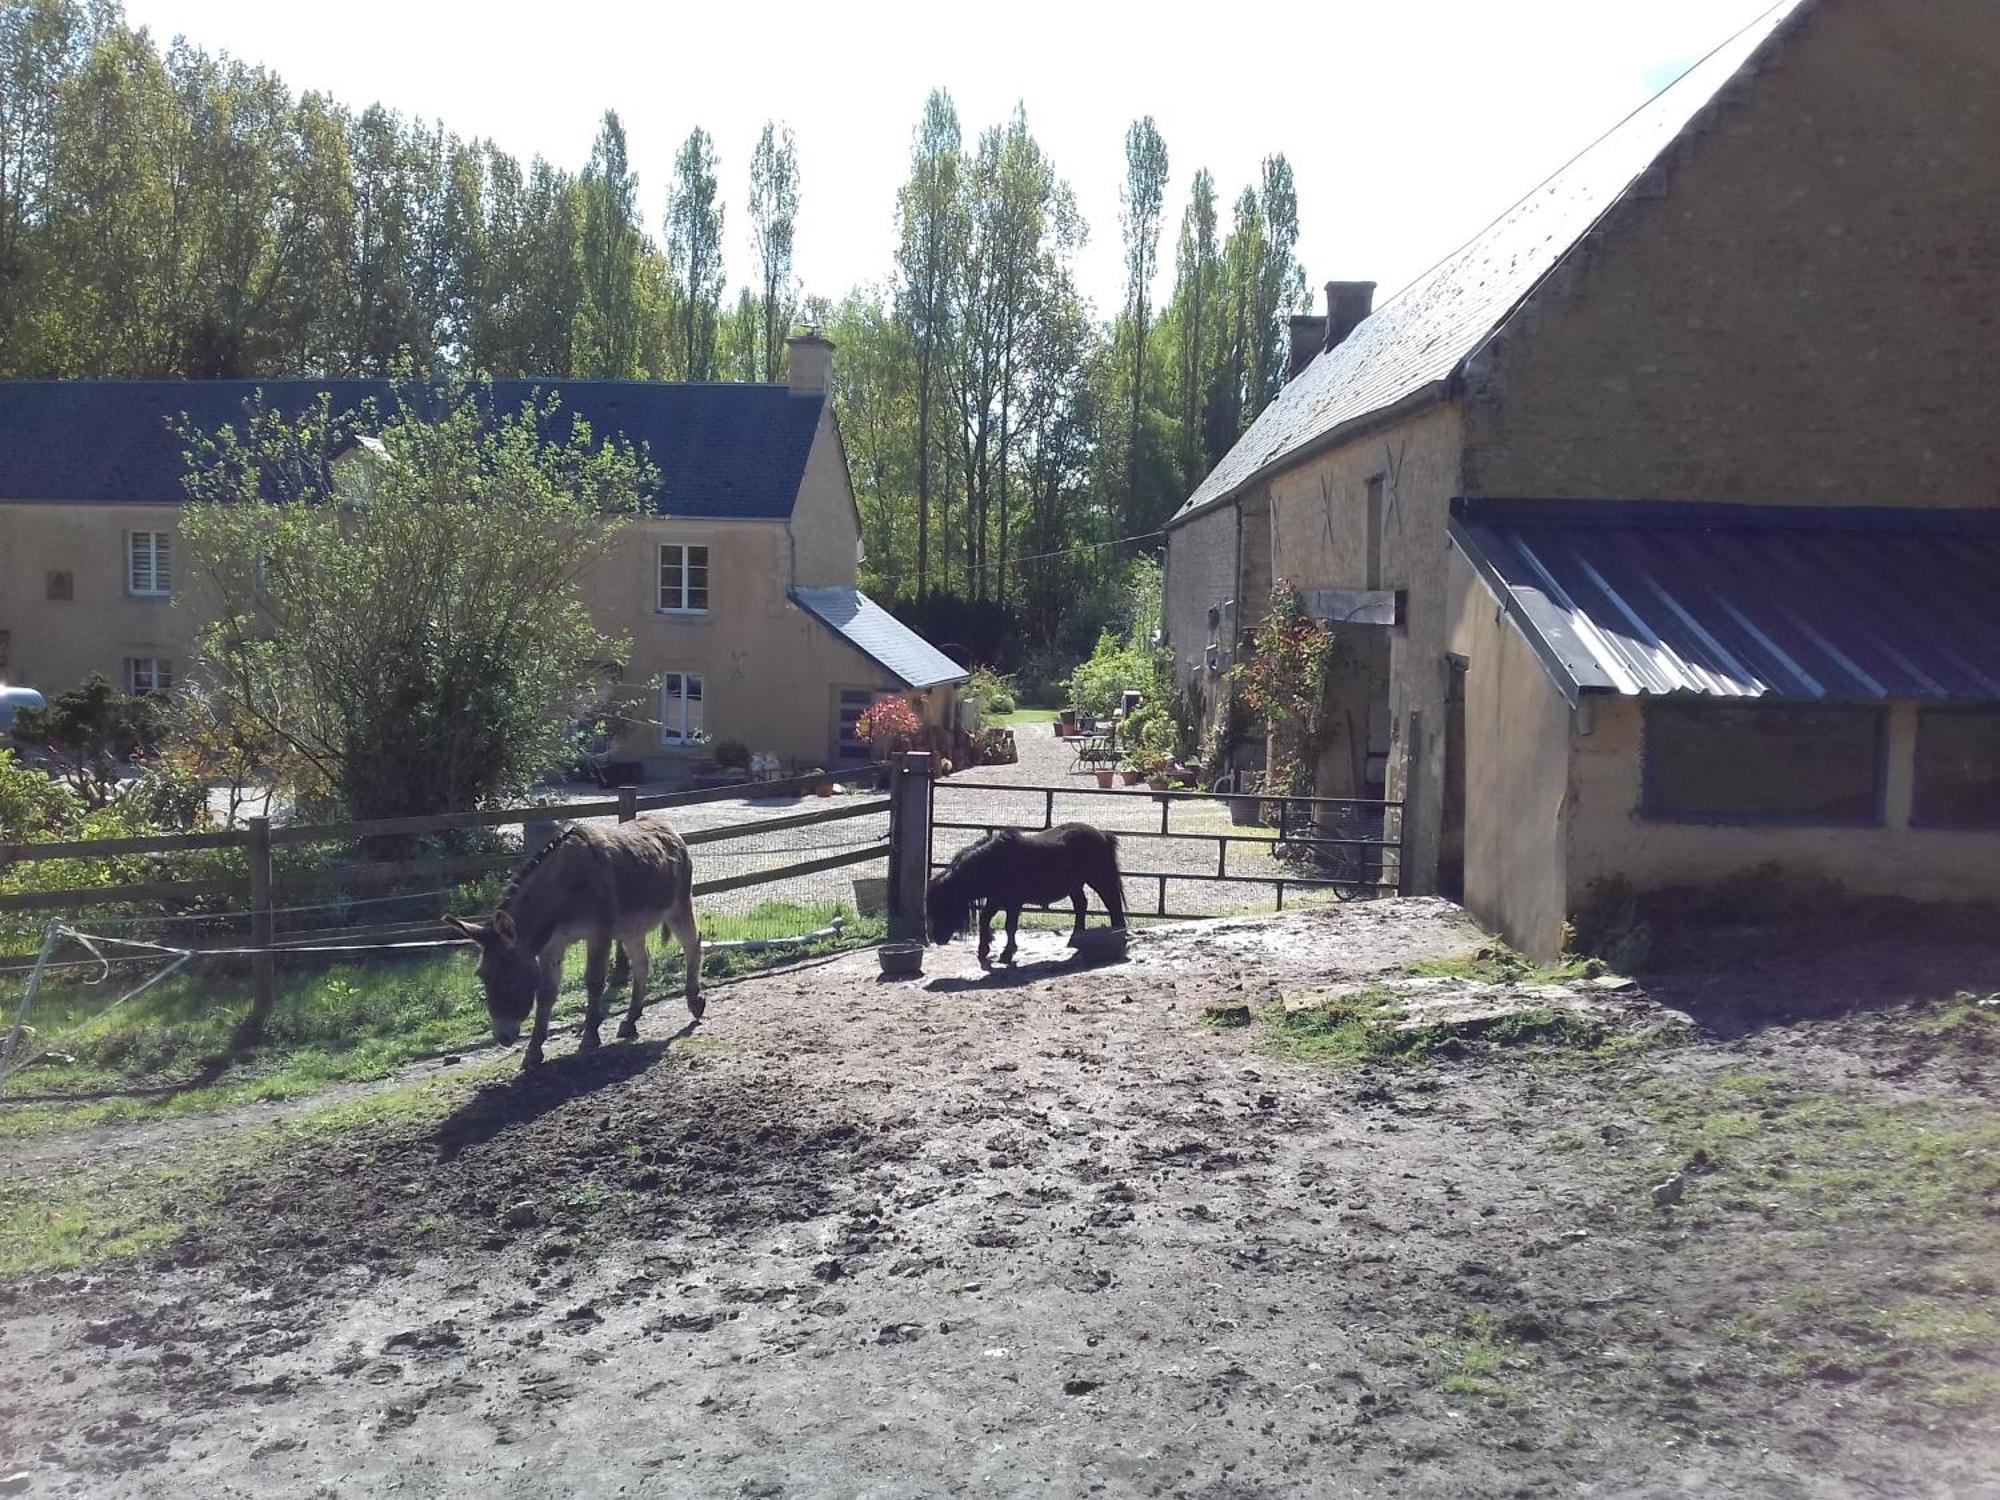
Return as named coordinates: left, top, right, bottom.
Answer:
left=3, top=900, right=1998, bottom=1498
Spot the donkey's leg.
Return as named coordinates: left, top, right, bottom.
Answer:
left=664, top=898, right=704, bottom=1020
left=609, top=942, right=631, bottom=991
left=1000, top=906, right=1021, bottom=965
left=618, top=932, right=650, bottom=1041
left=524, top=947, right=566, bottom=1069
left=1066, top=890, right=1088, bottom=947
left=579, top=934, right=611, bottom=1052
left=977, top=904, right=996, bottom=968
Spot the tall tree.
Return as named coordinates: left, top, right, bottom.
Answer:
left=1246, top=153, right=1305, bottom=418
left=717, top=285, right=760, bottom=380
left=894, top=89, right=964, bottom=599
left=1167, top=167, right=1219, bottom=492
left=1118, top=116, right=1167, bottom=534
left=747, top=120, right=799, bottom=382
left=665, top=127, right=723, bottom=381
left=575, top=110, right=641, bottom=378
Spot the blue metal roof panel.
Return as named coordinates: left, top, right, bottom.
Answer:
left=1171, top=0, right=1810, bottom=525
left=1452, top=501, right=2000, bottom=704
left=0, top=378, right=824, bottom=520
left=789, top=587, right=970, bottom=691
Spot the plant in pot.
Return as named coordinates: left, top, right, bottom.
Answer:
left=711, top=737, right=752, bottom=777
left=1137, top=751, right=1175, bottom=791
left=1120, top=754, right=1145, bottom=786
left=855, top=697, right=923, bottom=762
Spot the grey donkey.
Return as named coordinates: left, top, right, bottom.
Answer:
left=449, top=818, right=702, bottom=1069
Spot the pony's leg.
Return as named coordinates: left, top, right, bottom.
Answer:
left=664, top=898, right=704, bottom=1020
left=977, top=904, right=995, bottom=968
left=1091, top=873, right=1127, bottom=932
left=579, top=934, right=611, bottom=1052
left=617, top=935, right=650, bottom=1041
left=1000, top=906, right=1021, bottom=965
left=609, top=942, right=631, bottom=991
left=524, top=947, right=565, bottom=1069
left=1066, top=890, right=1088, bottom=947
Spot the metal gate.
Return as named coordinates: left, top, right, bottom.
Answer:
left=927, top=779, right=1405, bottom=922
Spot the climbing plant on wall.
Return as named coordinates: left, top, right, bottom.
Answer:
left=1233, top=582, right=1335, bottom=798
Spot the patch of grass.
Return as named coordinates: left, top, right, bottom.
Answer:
left=1426, top=1309, right=1527, bottom=1403
left=1399, top=943, right=1606, bottom=987
left=1269, top=989, right=1619, bottom=1068
left=989, top=708, right=1058, bottom=726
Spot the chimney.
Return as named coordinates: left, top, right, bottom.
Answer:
left=1286, top=315, right=1328, bottom=382
left=785, top=330, right=835, bottom=394
left=1323, top=281, right=1377, bottom=351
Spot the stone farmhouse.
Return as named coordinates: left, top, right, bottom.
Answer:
left=0, top=336, right=967, bottom=783
left=1163, top=0, right=2000, bottom=959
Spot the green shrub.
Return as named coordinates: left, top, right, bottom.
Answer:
left=968, top=666, right=1017, bottom=716
left=710, top=738, right=752, bottom=770
left=1070, top=631, right=1165, bottom=718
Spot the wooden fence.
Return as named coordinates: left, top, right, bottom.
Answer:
left=0, top=768, right=898, bottom=1020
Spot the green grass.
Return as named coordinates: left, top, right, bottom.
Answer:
left=988, top=707, right=1058, bottom=726
left=1267, top=986, right=1615, bottom=1067
left=0, top=900, right=876, bottom=1141
left=1399, top=943, right=1608, bottom=986
left=1426, top=1309, right=1528, bottom=1403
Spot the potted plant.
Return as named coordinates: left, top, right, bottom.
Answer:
left=1120, top=756, right=1144, bottom=786
left=1094, top=767, right=1116, bottom=789
left=855, top=697, right=923, bottom=762
left=1137, top=751, right=1175, bottom=791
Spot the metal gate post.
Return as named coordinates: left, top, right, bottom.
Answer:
left=888, top=751, right=933, bottom=943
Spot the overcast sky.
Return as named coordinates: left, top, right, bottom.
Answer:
left=121, top=0, right=1785, bottom=320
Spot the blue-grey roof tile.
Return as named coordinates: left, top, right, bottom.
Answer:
left=1172, top=0, right=1809, bottom=525
left=1451, top=500, right=2000, bottom=705
left=790, top=588, right=969, bottom=690
left=0, top=378, right=825, bottom=520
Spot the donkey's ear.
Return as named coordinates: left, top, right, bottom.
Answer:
left=445, top=916, right=483, bottom=944
left=492, top=910, right=518, bottom=944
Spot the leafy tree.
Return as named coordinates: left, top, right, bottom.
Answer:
left=176, top=381, right=656, bottom=820
left=11, top=675, right=169, bottom=809
left=575, top=110, right=642, bottom=378
left=747, top=120, right=799, bottom=381
left=894, top=89, right=965, bottom=599
left=1119, top=116, right=1168, bottom=534
left=1167, top=168, right=1220, bottom=491
left=666, top=127, right=724, bottom=380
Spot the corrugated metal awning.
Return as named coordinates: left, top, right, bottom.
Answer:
left=1450, top=500, right=2000, bottom=704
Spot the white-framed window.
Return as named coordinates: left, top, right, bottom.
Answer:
left=128, top=530, right=172, bottom=596
left=657, top=544, right=710, bottom=613
left=659, top=671, right=705, bottom=745
left=125, top=657, right=173, bottom=697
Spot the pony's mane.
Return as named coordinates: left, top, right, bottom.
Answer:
left=938, top=827, right=1015, bottom=881
left=496, top=825, right=583, bottom=915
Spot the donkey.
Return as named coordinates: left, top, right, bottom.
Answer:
left=927, top=823, right=1125, bottom=969
left=448, top=818, right=702, bottom=1069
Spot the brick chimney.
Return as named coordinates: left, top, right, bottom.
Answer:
left=785, top=330, right=835, bottom=394
left=1324, top=281, right=1377, bottom=351
left=1287, top=315, right=1328, bottom=382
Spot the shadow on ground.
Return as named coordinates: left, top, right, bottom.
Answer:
left=434, top=1034, right=681, bottom=1159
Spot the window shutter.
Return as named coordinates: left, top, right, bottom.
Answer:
left=128, top=533, right=148, bottom=595
left=155, top=532, right=171, bottom=593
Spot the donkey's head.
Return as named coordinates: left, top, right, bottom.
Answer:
left=446, top=911, right=538, bottom=1043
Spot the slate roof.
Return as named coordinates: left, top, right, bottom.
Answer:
left=1170, top=0, right=1810, bottom=527
left=1450, top=500, right=2000, bottom=706
left=0, top=378, right=827, bottom=520
left=790, top=588, right=970, bottom=690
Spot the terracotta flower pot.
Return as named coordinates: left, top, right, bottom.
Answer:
left=1095, top=770, right=1115, bottom=789
left=1121, top=769, right=1142, bottom=786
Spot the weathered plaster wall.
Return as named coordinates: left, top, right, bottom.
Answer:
left=1464, top=0, right=2000, bottom=507
left=788, top=404, right=863, bottom=589
left=0, top=501, right=203, bottom=693
left=1446, top=547, right=1575, bottom=962
left=1265, top=401, right=1466, bottom=889
left=1163, top=500, right=1241, bottom=728
left=1565, top=697, right=2000, bottom=912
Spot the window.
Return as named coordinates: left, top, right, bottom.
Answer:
left=657, top=544, right=710, bottom=613
left=129, top=531, right=171, bottom=596
left=1642, top=701, right=1884, bottom=825
left=125, top=657, right=173, bottom=698
left=659, top=671, right=705, bottom=745
left=837, top=690, right=875, bottom=761
left=1914, top=709, right=2000, bottom=828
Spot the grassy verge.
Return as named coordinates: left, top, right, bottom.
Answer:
left=0, top=1066, right=492, bottom=1278
left=0, top=900, right=878, bottom=1141
left=1621, top=1035, right=2000, bottom=1425
left=988, top=708, right=1058, bottom=726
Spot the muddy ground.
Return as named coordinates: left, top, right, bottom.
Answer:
left=3, top=899, right=1998, bottom=1498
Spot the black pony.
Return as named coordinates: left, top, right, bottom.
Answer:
left=927, top=823, right=1125, bottom=968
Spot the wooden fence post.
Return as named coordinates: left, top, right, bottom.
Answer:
left=888, top=751, right=933, bottom=944
left=235, top=815, right=276, bottom=1050
left=1399, top=711, right=1423, bottom=897
left=618, top=786, right=638, bottom=823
